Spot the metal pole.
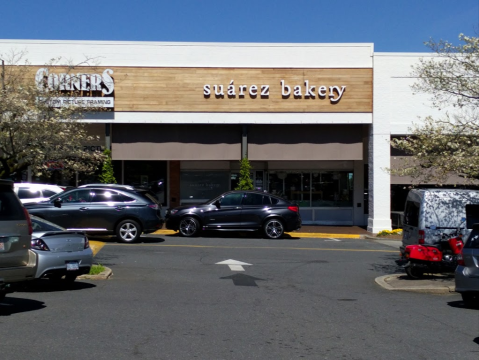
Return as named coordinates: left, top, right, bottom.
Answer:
left=1, top=59, right=5, bottom=91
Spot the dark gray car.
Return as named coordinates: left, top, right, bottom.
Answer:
left=165, top=190, right=301, bottom=239
left=25, top=184, right=164, bottom=243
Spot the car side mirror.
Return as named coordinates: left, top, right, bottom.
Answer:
left=53, top=198, right=62, bottom=208
left=214, top=200, right=221, bottom=209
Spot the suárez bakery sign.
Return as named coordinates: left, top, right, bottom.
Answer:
left=204, top=80, right=346, bottom=102
left=35, top=68, right=115, bottom=108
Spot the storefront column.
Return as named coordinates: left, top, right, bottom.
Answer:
left=353, top=160, right=366, bottom=226
left=241, top=125, right=248, bottom=159
left=367, top=128, right=392, bottom=233
left=169, top=161, right=180, bottom=209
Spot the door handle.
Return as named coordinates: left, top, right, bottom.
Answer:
left=79, top=207, right=88, bottom=211
left=115, top=206, right=124, bottom=211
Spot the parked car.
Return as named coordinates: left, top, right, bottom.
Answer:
left=25, top=184, right=164, bottom=243
left=165, top=190, right=302, bottom=239
left=30, top=215, right=92, bottom=282
left=455, top=223, right=479, bottom=307
left=14, top=183, right=65, bottom=204
left=0, top=180, right=37, bottom=301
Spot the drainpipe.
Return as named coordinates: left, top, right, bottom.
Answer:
left=241, top=125, right=248, bottom=159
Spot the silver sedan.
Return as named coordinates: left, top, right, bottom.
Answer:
left=30, top=215, right=93, bottom=282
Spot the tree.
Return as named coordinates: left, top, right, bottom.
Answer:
left=235, top=157, right=254, bottom=190
left=98, top=149, right=117, bottom=184
left=0, top=51, right=105, bottom=180
left=390, top=34, right=479, bottom=184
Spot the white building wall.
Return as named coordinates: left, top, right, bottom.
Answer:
left=369, top=53, right=446, bottom=233
left=0, top=40, right=373, bottom=68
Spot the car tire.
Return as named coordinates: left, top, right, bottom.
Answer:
left=461, top=293, right=479, bottom=308
left=264, top=218, right=284, bottom=239
left=116, top=219, right=142, bottom=243
left=405, top=263, right=424, bottom=279
left=179, top=217, right=200, bottom=237
left=0, top=290, right=6, bottom=302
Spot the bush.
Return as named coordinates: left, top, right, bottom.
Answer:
left=377, top=229, right=403, bottom=237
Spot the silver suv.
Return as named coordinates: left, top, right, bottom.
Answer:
left=0, top=180, right=37, bottom=301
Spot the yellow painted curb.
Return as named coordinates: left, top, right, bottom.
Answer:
left=152, top=229, right=361, bottom=239
left=89, top=240, right=106, bottom=256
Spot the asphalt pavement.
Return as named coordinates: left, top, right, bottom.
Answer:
left=154, top=225, right=457, bottom=294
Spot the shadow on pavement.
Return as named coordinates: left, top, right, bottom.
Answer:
left=447, top=300, right=479, bottom=310
left=18, top=279, right=96, bottom=293
left=89, top=235, right=165, bottom=244
left=0, top=297, right=46, bottom=316
left=370, top=254, right=405, bottom=274
left=156, top=231, right=300, bottom=241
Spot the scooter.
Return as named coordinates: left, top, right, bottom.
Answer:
left=399, top=220, right=465, bottom=279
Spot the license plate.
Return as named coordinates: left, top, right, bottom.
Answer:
left=66, top=261, right=79, bottom=271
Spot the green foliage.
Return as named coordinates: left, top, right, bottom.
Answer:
left=98, top=149, right=116, bottom=184
left=235, top=157, right=254, bottom=190
left=89, top=263, right=106, bottom=275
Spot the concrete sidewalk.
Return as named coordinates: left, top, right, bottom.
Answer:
left=375, top=274, right=456, bottom=294
left=154, top=225, right=374, bottom=239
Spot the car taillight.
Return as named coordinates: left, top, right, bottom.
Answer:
left=84, top=236, right=90, bottom=249
left=148, top=204, right=159, bottom=210
left=23, top=208, right=32, bottom=235
left=288, top=206, right=299, bottom=212
left=457, top=251, right=465, bottom=266
left=31, top=238, right=50, bottom=251
left=418, top=230, right=425, bottom=244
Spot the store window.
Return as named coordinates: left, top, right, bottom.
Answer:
left=180, top=171, right=229, bottom=203
left=268, top=171, right=353, bottom=207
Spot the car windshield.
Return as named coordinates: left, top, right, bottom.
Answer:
left=31, top=216, right=65, bottom=232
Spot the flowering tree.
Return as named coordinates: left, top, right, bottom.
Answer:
left=390, top=34, right=479, bottom=184
left=0, top=52, right=105, bottom=180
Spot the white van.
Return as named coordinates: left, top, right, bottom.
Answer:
left=401, top=189, right=479, bottom=251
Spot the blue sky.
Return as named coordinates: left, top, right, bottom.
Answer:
left=2, top=0, right=478, bottom=52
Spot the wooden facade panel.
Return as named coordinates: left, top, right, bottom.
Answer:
left=111, top=67, right=372, bottom=113
left=28, top=66, right=372, bottom=113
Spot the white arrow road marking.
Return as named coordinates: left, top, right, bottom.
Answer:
left=325, top=238, right=341, bottom=242
left=216, top=259, right=252, bottom=272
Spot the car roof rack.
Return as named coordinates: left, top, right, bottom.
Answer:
left=78, top=184, right=136, bottom=190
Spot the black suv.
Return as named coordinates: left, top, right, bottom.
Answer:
left=165, top=190, right=302, bottom=239
left=25, top=184, right=164, bottom=243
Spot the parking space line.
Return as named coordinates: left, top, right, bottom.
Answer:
left=89, top=241, right=105, bottom=256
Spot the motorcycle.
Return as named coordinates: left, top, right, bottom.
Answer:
left=399, top=219, right=465, bottom=279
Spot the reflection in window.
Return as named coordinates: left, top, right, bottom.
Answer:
left=268, top=171, right=353, bottom=207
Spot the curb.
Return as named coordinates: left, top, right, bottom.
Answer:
left=78, top=267, right=113, bottom=280
left=153, top=229, right=362, bottom=239
left=375, top=274, right=456, bottom=294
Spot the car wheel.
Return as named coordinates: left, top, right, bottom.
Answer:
left=64, top=274, right=77, bottom=283
left=405, top=263, right=424, bottom=279
left=0, top=290, right=6, bottom=302
left=461, top=293, right=479, bottom=308
left=179, top=217, right=200, bottom=237
left=116, top=219, right=142, bottom=243
left=264, top=218, right=284, bottom=239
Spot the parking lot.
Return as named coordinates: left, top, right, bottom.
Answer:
left=1, top=234, right=478, bottom=360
